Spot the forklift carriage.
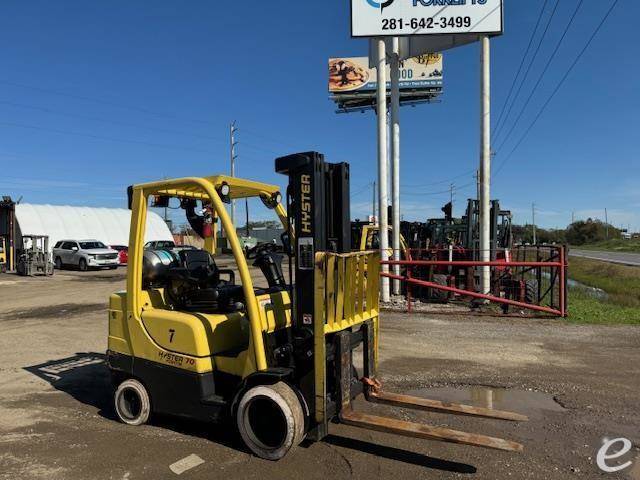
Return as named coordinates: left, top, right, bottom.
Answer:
left=107, top=152, right=526, bottom=461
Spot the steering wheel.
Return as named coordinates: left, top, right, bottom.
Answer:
left=245, top=242, right=279, bottom=260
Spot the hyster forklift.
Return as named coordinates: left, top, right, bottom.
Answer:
left=107, top=152, right=526, bottom=460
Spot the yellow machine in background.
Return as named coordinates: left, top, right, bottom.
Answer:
left=354, top=223, right=409, bottom=257
left=108, top=152, right=526, bottom=461
left=0, top=237, right=7, bottom=273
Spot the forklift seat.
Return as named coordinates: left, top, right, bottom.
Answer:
left=179, top=249, right=227, bottom=286
left=167, top=249, right=244, bottom=314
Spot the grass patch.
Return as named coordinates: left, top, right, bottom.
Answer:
left=574, top=239, right=640, bottom=253
left=566, top=256, right=640, bottom=324
left=567, top=288, right=640, bottom=325
left=569, top=256, right=640, bottom=308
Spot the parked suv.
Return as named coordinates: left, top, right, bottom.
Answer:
left=53, top=240, right=119, bottom=271
left=144, top=240, right=176, bottom=250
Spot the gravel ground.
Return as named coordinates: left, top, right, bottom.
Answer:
left=0, top=268, right=639, bottom=479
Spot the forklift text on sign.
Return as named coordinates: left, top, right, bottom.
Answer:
left=350, top=0, right=503, bottom=37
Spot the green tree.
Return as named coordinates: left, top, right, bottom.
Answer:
left=566, top=219, right=620, bottom=245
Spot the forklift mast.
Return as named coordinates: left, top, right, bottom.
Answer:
left=465, top=199, right=512, bottom=260
left=275, top=152, right=350, bottom=333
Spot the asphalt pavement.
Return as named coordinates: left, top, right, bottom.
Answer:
left=570, top=249, right=640, bottom=266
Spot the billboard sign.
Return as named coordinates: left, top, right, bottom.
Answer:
left=329, top=54, right=442, bottom=95
left=351, top=0, right=503, bottom=38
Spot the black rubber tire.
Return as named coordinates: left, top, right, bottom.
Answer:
left=114, top=379, right=151, bottom=426
left=79, top=258, right=88, bottom=272
left=431, top=274, right=449, bottom=302
left=109, top=266, right=118, bottom=270
left=54, top=257, right=63, bottom=270
left=524, top=280, right=539, bottom=304
left=236, top=382, right=305, bottom=461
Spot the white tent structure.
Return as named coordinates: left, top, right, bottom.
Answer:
left=15, top=204, right=173, bottom=250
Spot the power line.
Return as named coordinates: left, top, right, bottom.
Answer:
left=0, top=120, right=212, bottom=153
left=492, top=0, right=549, bottom=142
left=495, top=0, right=619, bottom=176
left=0, top=99, right=231, bottom=145
left=401, top=180, right=477, bottom=197
left=0, top=79, right=218, bottom=126
left=241, top=127, right=300, bottom=149
left=351, top=182, right=374, bottom=198
left=401, top=168, right=476, bottom=188
left=492, top=0, right=561, bottom=144
left=496, top=0, right=585, bottom=154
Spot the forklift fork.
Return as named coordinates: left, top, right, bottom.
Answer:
left=335, top=325, right=527, bottom=453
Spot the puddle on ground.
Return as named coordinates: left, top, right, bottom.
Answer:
left=407, top=386, right=566, bottom=417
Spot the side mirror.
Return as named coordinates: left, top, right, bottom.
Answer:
left=72, top=246, right=79, bottom=252
left=280, top=232, right=292, bottom=256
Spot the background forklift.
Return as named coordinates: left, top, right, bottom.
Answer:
left=16, top=235, right=54, bottom=276
left=108, top=152, right=526, bottom=461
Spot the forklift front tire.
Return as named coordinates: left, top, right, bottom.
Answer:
left=114, top=379, right=150, bottom=426
left=236, top=382, right=305, bottom=461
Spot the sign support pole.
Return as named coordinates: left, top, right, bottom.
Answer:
left=390, top=37, right=401, bottom=296
left=376, top=38, right=390, bottom=303
left=479, top=35, right=491, bottom=295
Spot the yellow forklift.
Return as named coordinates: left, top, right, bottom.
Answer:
left=0, top=236, right=7, bottom=273
left=108, top=152, right=526, bottom=460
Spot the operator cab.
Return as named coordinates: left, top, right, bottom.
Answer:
left=142, top=241, right=288, bottom=317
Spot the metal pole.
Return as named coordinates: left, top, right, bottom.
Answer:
left=532, top=203, right=537, bottom=244
left=376, top=38, right=390, bottom=302
left=479, top=36, right=491, bottom=295
left=450, top=183, right=455, bottom=214
left=230, top=121, right=237, bottom=229
left=372, top=180, right=377, bottom=221
left=390, top=37, right=401, bottom=296
left=245, top=198, right=250, bottom=237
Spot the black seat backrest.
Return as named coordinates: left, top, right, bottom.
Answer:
left=179, top=249, right=219, bottom=284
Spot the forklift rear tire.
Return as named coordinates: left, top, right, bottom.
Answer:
left=114, top=379, right=151, bottom=426
left=431, top=274, right=449, bottom=302
left=524, top=280, right=539, bottom=305
left=236, top=382, right=305, bottom=461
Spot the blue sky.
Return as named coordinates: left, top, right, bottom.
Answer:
left=0, top=0, right=637, bottom=230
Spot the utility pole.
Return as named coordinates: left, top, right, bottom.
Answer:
left=479, top=35, right=491, bottom=295
left=390, top=37, right=401, bottom=296
left=571, top=211, right=575, bottom=224
left=230, top=121, right=238, bottom=229
left=372, top=180, right=377, bottom=221
left=450, top=183, right=455, bottom=215
left=245, top=198, right=250, bottom=238
left=605, top=208, right=609, bottom=240
left=532, top=203, right=537, bottom=245
left=376, top=38, right=390, bottom=302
